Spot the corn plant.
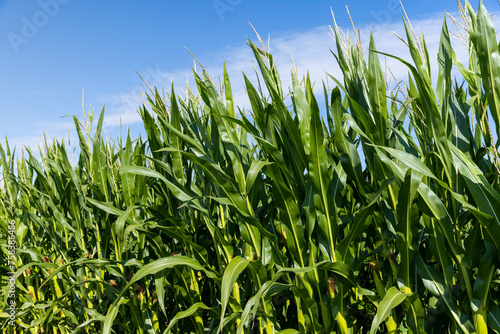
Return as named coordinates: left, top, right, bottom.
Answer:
left=1, top=0, right=500, bottom=333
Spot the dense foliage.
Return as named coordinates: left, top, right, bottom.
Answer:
left=2, top=1, right=500, bottom=333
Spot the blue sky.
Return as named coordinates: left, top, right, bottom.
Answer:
left=0, top=0, right=499, bottom=152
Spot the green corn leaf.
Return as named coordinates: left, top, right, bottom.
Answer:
left=263, top=163, right=306, bottom=267
left=487, top=305, right=500, bottom=333
left=166, top=302, right=218, bottom=333
left=86, top=197, right=123, bottom=216
left=375, top=146, right=471, bottom=267
left=373, top=145, right=436, bottom=179
left=402, top=293, right=426, bottom=334
left=103, top=256, right=218, bottom=334
left=120, top=132, right=135, bottom=207
left=102, top=297, right=129, bottom=334
left=94, top=107, right=105, bottom=142
left=436, top=15, right=452, bottom=115
left=248, top=40, right=307, bottom=170
left=275, top=330, right=301, bottom=334
left=245, top=160, right=272, bottom=194
left=370, top=287, right=407, bottom=334
left=337, top=203, right=375, bottom=263
left=237, top=281, right=291, bottom=333
left=122, top=165, right=206, bottom=213
left=396, top=168, right=423, bottom=288
left=332, top=100, right=369, bottom=198
left=293, top=73, right=339, bottom=261
left=471, top=253, right=495, bottom=331
left=367, top=31, right=389, bottom=146
left=223, top=60, right=235, bottom=118
left=169, top=84, right=186, bottom=186
left=115, top=205, right=139, bottom=249
left=218, top=256, right=248, bottom=333
left=450, top=143, right=500, bottom=221
left=417, top=255, right=475, bottom=334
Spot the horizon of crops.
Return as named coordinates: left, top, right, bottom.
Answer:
left=2, top=0, right=500, bottom=333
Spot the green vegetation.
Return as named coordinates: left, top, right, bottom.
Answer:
left=2, top=1, right=500, bottom=333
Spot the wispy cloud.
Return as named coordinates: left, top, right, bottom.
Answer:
left=100, top=9, right=500, bottom=128
left=2, top=119, right=75, bottom=157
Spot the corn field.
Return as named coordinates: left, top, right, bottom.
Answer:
left=2, top=1, right=500, bottom=333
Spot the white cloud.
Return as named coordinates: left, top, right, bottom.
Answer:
left=1, top=119, right=77, bottom=162
left=8, top=5, right=500, bottom=159
left=82, top=9, right=500, bottom=128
